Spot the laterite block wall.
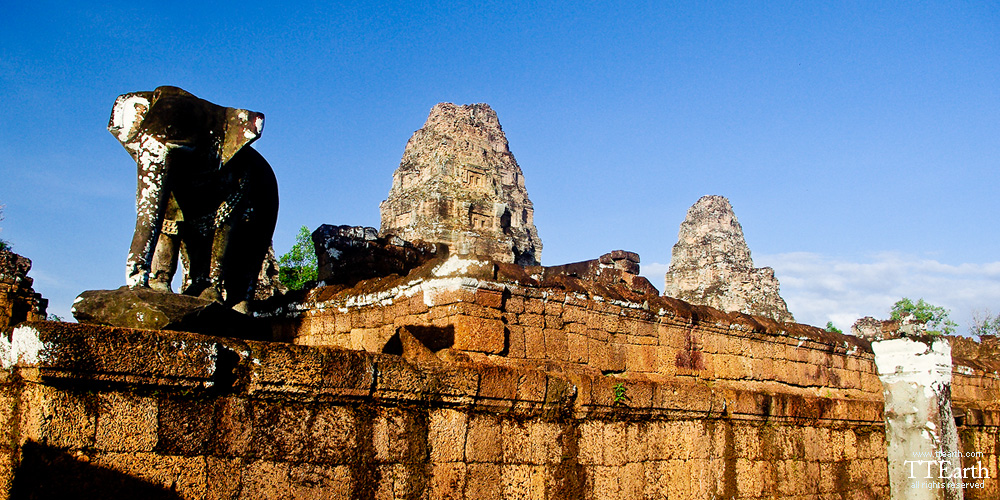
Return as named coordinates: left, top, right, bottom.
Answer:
left=1, top=322, right=889, bottom=499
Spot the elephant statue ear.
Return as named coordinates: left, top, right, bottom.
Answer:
left=108, top=91, right=155, bottom=160
left=221, top=108, right=265, bottom=164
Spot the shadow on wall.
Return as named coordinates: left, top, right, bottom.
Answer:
left=11, top=441, right=183, bottom=500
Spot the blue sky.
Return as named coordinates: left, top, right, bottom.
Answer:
left=2, top=1, right=998, bottom=332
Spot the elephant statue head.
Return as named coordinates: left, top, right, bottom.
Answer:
left=108, top=86, right=279, bottom=312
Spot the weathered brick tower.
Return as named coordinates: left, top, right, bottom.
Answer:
left=379, top=103, right=542, bottom=265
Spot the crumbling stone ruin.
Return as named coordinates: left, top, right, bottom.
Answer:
left=379, top=103, right=542, bottom=265
left=664, top=195, right=794, bottom=323
left=0, top=250, right=46, bottom=330
left=3, top=96, right=1000, bottom=500
left=253, top=246, right=288, bottom=301
left=311, top=224, right=440, bottom=286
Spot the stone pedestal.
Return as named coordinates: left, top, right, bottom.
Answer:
left=72, top=287, right=269, bottom=340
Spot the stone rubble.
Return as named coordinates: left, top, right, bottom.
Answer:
left=311, top=224, right=441, bottom=286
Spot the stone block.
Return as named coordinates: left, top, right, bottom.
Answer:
left=617, top=425, right=646, bottom=465
left=245, top=341, right=375, bottom=399
left=423, top=289, right=464, bottom=309
left=602, top=315, right=621, bottom=335
left=453, top=301, right=503, bottom=319
left=465, top=463, right=502, bottom=500
left=409, top=293, right=430, bottom=314
left=620, top=462, right=646, bottom=499
left=157, top=396, right=217, bottom=456
left=7, top=322, right=220, bottom=389
left=586, top=326, right=609, bottom=343
left=543, top=301, right=563, bottom=317
left=465, top=414, right=503, bottom=463
left=543, top=329, right=569, bottom=362
left=507, top=324, right=526, bottom=358
left=308, top=405, right=358, bottom=464
left=523, top=298, right=544, bottom=315
left=429, top=463, right=466, bottom=500
left=501, top=420, right=530, bottom=463
left=603, top=422, right=627, bottom=466
left=625, top=344, right=656, bottom=373
left=590, top=466, right=621, bottom=498
left=515, top=369, right=547, bottom=408
left=16, top=384, right=97, bottom=450
left=499, top=464, right=533, bottom=499
left=578, top=421, right=603, bottom=465
left=635, top=320, right=656, bottom=338
left=89, top=452, right=208, bottom=499
left=524, top=327, right=545, bottom=359
left=249, top=400, right=313, bottom=461
left=527, top=421, right=563, bottom=464
left=641, top=460, right=670, bottom=498
left=475, top=289, right=504, bottom=309
left=543, top=314, right=565, bottom=330
left=567, top=333, right=589, bottom=364
left=452, top=316, right=505, bottom=354
left=504, top=294, right=525, bottom=314
left=374, top=407, right=428, bottom=464
left=334, top=312, right=352, bottom=333
left=0, top=448, right=13, bottom=498
left=429, top=409, right=467, bottom=462
left=607, top=342, right=627, bottom=373
left=288, top=463, right=355, bottom=499
left=0, top=386, right=14, bottom=446
left=519, top=313, right=544, bottom=328
left=477, top=366, right=518, bottom=410
left=818, top=462, right=840, bottom=493
left=735, top=458, right=766, bottom=498
left=562, top=305, right=588, bottom=324
left=72, top=287, right=268, bottom=339
left=205, top=456, right=243, bottom=500
left=239, top=459, right=292, bottom=499
left=424, top=365, right=480, bottom=406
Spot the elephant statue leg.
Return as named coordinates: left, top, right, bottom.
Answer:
left=217, top=147, right=279, bottom=312
left=177, top=211, right=219, bottom=300
left=149, top=194, right=182, bottom=292
left=125, top=136, right=172, bottom=289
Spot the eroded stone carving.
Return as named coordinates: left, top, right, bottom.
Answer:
left=312, top=224, right=440, bottom=286
left=0, top=249, right=47, bottom=330
left=107, top=86, right=278, bottom=311
left=663, top=195, right=794, bottom=323
left=379, top=103, right=542, bottom=265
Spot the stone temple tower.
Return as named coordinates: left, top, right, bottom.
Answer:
left=379, top=103, right=542, bottom=265
left=663, top=195, right=794, bottom=323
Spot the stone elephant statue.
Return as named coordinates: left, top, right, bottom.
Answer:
left=108, top=86, right=279, bottom=311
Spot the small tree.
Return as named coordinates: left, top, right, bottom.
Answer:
left=824, top=321, right=843, bottom=334
left=970, top=309, right=1000, bottom=337
left=890, top=297, right=957, bottom=335
left=278, top=226, right=318, bottom=290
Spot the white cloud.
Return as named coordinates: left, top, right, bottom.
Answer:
left=643, top=252, right=1000, bottom=334
left=757, top=252, right=1000, bottom=333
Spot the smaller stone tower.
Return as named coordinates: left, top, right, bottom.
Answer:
left=0, top=250, right=48, bottom=329
left=379, top=103, right=541, bottom=265
left=663, top=195, right=794, bottom=323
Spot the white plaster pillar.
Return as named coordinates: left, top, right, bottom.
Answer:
left=873, top=337, right=964, bottom=500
